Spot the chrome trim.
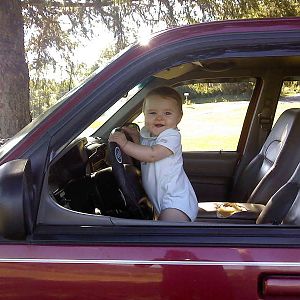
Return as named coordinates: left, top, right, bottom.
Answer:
left=0, top=259, right=299, bottom=267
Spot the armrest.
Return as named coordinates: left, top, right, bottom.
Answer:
left=197, top=202, right=265, bottom=223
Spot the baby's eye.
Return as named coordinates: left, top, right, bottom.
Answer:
left=149, top=112, right=156, bottom=115
left=165, top=112, right=172, bottom=115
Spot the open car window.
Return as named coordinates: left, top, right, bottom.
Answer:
left=44, top=55, right=300, bottom=228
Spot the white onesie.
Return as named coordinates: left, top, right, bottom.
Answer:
left=140, top=127, right=198, bottom=221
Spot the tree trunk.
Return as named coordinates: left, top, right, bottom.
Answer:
left=0, top=0, right=31, bottom=139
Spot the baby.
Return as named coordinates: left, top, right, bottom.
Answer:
left=109, top=86, right=198, bottom=221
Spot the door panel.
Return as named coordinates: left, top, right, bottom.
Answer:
left=0, top=244, right=299, bottom=300
left=183, top=151, right=239, bottom=202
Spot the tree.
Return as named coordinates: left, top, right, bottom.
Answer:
left=0, top=0, right=299, bottom=138
left=0, top=1, right=31, bottom=138
left=30, top=62, right=90, bottom=118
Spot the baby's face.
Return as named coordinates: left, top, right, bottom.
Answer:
left=143, top=95, right=182, bottom=136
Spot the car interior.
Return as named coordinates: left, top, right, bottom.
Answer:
left=45, top=55, right=300, bottom=227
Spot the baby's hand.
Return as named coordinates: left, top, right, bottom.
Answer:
left=122, top=126, right=140, bottom=144
left=109, top=131, right=128, bottom=149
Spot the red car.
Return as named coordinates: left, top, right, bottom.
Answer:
left=0, top=18, right=300, bottom=299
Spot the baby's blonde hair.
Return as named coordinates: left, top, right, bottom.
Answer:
left=143, top=86, right=183, bottom=113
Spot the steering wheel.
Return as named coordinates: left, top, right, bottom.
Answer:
left=108, top=127, right=153, bottom=219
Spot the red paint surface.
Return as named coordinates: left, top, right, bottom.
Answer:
left=0, top=244, right=299, bottom=299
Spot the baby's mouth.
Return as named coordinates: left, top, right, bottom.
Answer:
left=154, top=124, right=164, bottom=128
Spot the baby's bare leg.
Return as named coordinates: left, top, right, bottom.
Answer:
left=159, top=208, right=190, bottom=222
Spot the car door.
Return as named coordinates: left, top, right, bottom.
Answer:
left=0, top=225, right=300, bottom=300
left=0, top=160, right=299, bottom=300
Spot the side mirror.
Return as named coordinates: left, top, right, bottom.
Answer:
left=0, top=159, right=34, bottom=240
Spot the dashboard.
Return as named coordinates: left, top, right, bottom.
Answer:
left=48, top=136, right=147, bottom=218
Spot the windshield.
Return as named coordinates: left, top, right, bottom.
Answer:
left=79, top=84, right=143, bottom=137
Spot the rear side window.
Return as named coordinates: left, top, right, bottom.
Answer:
left=274, top=80, right=300, bottom=124
left=176, top=80, right=255, bottom=151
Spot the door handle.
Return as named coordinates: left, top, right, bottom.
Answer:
left=262, top=276, right=300, bottom=297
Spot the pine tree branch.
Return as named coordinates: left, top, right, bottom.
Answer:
left=21, top=0, right=112, bottom=8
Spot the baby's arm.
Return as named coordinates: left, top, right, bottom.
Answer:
left=109, top=131, right=172, bottom=163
